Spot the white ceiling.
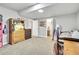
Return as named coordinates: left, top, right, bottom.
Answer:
left=0, top=3, right=79, bottom=19
left=0, top=3, right=36, bottom=11
left=23, top=3, right=79, bottom=19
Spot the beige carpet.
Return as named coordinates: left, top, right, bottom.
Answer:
left=0, top=37, right=54, bottom=55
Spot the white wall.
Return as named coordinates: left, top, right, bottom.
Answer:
left=32, top=20, right=38, bottom=37
left=0, top=6, right=20, bottom=45
left=76, top=12, right=79, bottom=30
left=55, top=14, right=77, bottom=32
left=24, top=19, right=32, bottom=29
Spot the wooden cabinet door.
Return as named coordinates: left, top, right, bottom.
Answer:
left=13, top=30, right=25, bottom=44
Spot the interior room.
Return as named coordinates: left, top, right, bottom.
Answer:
left=0, top=3, right=79, bottom=55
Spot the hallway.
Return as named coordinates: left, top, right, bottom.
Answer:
left=0, top=37, right=54, bottom=55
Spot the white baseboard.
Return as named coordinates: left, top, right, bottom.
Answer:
left=38, top=35, right=47, bottom=38
left=3, top=42, right=8, bottom=46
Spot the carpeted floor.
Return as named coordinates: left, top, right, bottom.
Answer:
left=0, top=37, right=54, bottom=55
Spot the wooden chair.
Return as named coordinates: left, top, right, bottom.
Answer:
left=54, top=27, right=64, bottom=55
left=57, top=28, right=64, bottom=55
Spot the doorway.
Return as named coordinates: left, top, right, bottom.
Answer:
left=47, top=18, right=53, bottom=37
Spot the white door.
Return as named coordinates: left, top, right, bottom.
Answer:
left=38, top=20, right=47, bottom=37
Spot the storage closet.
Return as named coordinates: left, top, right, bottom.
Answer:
left=9, top=18, right=25, bottom=44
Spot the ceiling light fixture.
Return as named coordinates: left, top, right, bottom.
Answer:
left=38, top=9, right=44, bottom=13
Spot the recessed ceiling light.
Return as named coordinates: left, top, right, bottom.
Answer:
left=38, top=9, right=44, bottom=13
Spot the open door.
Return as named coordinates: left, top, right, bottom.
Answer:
left=38, top=20, right=47, bottom=37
